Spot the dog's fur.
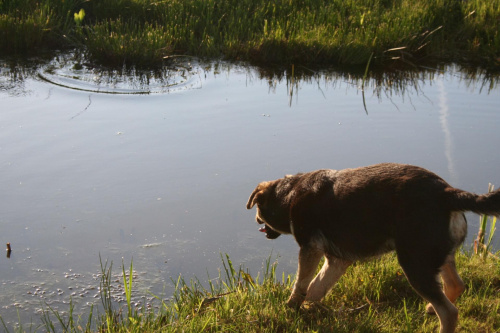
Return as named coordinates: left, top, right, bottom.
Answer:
left=247, top=163, right=500, bottom=333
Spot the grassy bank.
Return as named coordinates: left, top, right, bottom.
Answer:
left=2, top=251, right=499, bottom=332
left=1, top=0, right=499, bottom=69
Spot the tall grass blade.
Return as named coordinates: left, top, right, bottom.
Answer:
left=98, top=254, right=115, bottom=326
left=122, top=258, right=134, bottom=319
left=485, top=216, right=497, bottom=259
left=475, top=184, right=496, bottom=258
left=0, top=316, right=10, bottom=333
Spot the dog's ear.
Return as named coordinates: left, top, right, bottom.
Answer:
left=246, top=181, right=272, bottom=209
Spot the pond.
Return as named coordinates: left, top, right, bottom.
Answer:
left=1, top=56, right=499, bottom=330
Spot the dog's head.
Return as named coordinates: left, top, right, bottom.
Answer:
left=247, top=179, right=291, bottom=239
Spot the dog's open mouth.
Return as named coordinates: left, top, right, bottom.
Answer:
left=259, top=225, right=281, bottom=239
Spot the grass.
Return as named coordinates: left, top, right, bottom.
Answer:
left=0, top=0, right=76, bottom=54
left=475, top=184, right=498, bottom=260
left=1, top=0, right=500, bottom=69
left=1, top=249, right=499, bottom=332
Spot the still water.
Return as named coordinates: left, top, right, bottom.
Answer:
left=1, top=57, right=499, bottom=329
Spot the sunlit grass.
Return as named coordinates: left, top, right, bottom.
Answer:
left=1, top=249, right=498, bottom=332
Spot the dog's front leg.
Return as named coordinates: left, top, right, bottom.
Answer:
left=287, top=246, right=323, bottom=309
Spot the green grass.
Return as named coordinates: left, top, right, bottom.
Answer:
left=475, top=184, right=498, bottom=260
left=0, top=0, right=76, bottom=54
left=2, top=250, right=499, bottom=332
left=1, top=0, right=500, bottom=69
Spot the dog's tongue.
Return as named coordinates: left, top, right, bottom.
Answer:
left=259, top=226, right=266, bottom=233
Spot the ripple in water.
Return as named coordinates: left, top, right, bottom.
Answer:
left=37, top=54, right=202, bottom=94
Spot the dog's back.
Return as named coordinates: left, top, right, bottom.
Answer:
left=287, top=164, right=462, bottom=260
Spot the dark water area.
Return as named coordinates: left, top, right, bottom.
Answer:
left=1, top=56, right=499, bottom=330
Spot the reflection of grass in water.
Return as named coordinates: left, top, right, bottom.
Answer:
left=1, top=251, right=499, bottom=332
left=1, top=0, right=500, bottom=69
left=1, top=57, right=499, bottom=110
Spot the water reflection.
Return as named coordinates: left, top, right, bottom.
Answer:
left=0, top=60, right=38, bottom=97
left=2, top=55, right=499, bottom=101
left=1, top=54, right=202, bottom=96
left=38, top=53, right=202, bottom=94
left=438, top=77, right=457, bottom=184
left=236, top=62, right=500, bottom=111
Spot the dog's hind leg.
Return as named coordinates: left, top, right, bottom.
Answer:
left=397, top=251, right=459, bottom=333
left=305, top=255, right=351, bottom=302
left=440, top=255, right=465, bottom=303
left=426, top=254, right=465, bottom=315
left=287, top=246, right=323, bottom=309
left=426, top=212, right=466, bottom=315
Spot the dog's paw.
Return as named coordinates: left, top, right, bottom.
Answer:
left=287, top=294, right=305, bottom=309
left=425, top=303, right=436, bottom=315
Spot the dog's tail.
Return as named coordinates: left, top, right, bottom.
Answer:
left=445, top=187, right=500, bottom=216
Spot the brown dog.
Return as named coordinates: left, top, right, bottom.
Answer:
left=247, top=163, right=500, bottom=333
